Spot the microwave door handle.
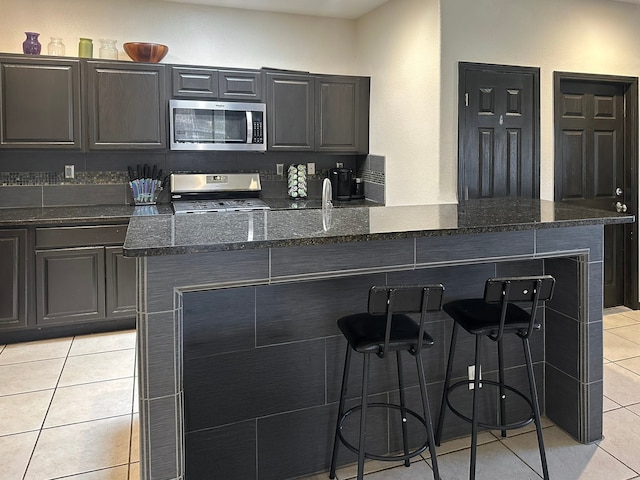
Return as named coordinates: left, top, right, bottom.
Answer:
left=246, top=111, right=253, bottom=144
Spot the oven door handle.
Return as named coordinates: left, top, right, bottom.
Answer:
left=246, top=111, right=253, bottom=145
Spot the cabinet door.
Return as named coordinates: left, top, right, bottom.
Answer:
left=36, top=247, right=105, bottom=325
left=105, top=246, right=136, bottom=318
left=315, top=76, right=369, bottom=153
left=0, top=57, right=81, bottom=148
left=172, top=66, right=218, bottom=99
left=86, top=62, right=167, bottom=149
left=0, top=229, right=27, bottom=330
left=219, top=69, right=263, bottom=101
left=266, top=72, right=315, bottom=151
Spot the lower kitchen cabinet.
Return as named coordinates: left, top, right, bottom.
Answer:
left=0, top=229, right=28, bottom=330
left=32, top=224, right=136, bottom=329
left=106, top=246, right=136, bottom=318
left=36, top=247, right=106, bottom=325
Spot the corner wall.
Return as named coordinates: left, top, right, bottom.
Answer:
left=356, top=0, right=443, bottom=206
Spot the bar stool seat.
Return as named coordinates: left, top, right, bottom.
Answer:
left=329, top=285, right=444, bottom=480
left=435, top=275, right=555, bottom=480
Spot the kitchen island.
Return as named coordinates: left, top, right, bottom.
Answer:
left=124, top=197, right=633, bottom=480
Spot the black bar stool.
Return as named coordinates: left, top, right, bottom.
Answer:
left=329, top=284, right=443, bottom=480
left=435, top=275, right=555, bottom=480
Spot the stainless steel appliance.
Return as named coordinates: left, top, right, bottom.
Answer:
left=328, top=168, right=353, bottom=201
left=170, top=173, right=270, bottom=214
left=169, top=100, right=266, bottom=151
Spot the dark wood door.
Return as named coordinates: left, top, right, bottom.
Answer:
left=0, top=229, right=27, bottom=330
left=36, top=247, right=106, bottom=325
left=266, top=72, right=315, bottom=151
left=0, top=56, right=81, bottom=148
left=86, top=62, right=167, bottom=149
left=459, top=63, right=540, bottom=199
left=105, top=246, right=136, bottom=318
left=554, top=76, right=634, bottom=307
left=315, top=75, right=369, bottom=153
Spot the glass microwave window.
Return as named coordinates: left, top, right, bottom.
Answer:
left=214, top=110, right=247, bottom=143
left=173, top=108, right=248, bottom=144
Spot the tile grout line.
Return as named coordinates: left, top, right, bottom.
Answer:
left=21, top=336, right=75, bottom=480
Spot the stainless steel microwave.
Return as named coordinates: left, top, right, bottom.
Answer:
left=169, top=99, right=266, bottom=151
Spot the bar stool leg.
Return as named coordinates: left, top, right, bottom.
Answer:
left=523, top=338, right=549, bottom=480
left=330, top=346, right=352, bottom=479
left=357, top=353, right=371, bottom=480
left=470, top=335, right=482, bottom=480
left=498, top=338, right=507, bottom=438
left=435, top=322, right=459, bottom=445
left=416, top=353, right=440, bottom=480
left=396, top=351, right=411, bottom=467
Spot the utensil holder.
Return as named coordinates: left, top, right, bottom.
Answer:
left=130, top=181, right=162, bottom=206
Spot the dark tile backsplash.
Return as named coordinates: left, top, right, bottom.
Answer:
left=0, top=150, right=385, bottom=207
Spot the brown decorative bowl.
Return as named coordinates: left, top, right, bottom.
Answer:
left=123, top=42, right=168, bottom=63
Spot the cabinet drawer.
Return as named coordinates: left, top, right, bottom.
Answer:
left=36, top=225, right=128, bottom=248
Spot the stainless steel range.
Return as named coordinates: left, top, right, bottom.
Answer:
left=170, top=173, right=270, bottom=214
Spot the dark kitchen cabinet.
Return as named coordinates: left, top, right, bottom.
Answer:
left=172, top=66, right=218, bottom=99
left=315, top=75, right=370, bottom=153
left=36, top=246, right=106, bottom=326
left=219, top=69, right=263, bottom=101
left=86, top=61, right=167, bottom=149
left=0, top=56, right=81, bottom=149
left=265, top=71, right=370, bottom=153
left=171, top=66, right=263, bottom=101
left=105, top=246, right=136, bottom=318
left=34, top=224, right=133, bottom=326
left=0, top=229, right=28, bottom=330
left=266, top=72, right=315, bottom=151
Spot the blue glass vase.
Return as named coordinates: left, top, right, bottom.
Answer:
left=23, top=32, right=41, bottom=55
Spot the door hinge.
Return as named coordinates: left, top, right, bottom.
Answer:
left=465, top=92, right=469, bottom=107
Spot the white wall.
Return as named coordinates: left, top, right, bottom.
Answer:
left=441, top=0, right=640, bottom=201
left=0, top=0, right=357, bottom=73
left=356, top=0, right=443, bottom=205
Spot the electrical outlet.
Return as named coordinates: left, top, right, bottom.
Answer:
left=336, top=162, right=344, bottom=168
left=276, top=163, right=284, bottom=175
left=307, top=162, right=315, bottom=175
left=64, top=165, right=75, bottom=179
left=468, top=365, right=482, bottom=390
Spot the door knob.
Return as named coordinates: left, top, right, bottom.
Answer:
left=615, top=201, right=628, bottom=213
left=615, top=187, right=623, bottom=196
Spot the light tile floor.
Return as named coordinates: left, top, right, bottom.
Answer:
left=1, top=309, right=640, bottom=479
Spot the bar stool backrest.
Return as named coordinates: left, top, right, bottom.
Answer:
left=483, top=275, right=555, bottom=341
left=368, top=284, right=444, bottom=357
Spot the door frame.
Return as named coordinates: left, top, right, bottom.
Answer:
left=458, top=62, right=541, bottom=199
left=553, top=71, right=639, bottom=309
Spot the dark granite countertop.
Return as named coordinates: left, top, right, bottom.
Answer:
left=123, top=197, right=634, bottom=257
left=0, top=204, right=173, bottom=226
left=263, top=197, right=381, bottom=210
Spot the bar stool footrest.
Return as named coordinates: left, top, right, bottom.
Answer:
left=446, top=379, right=535, bottom=431
left=337, top=402, right=430, bottom=462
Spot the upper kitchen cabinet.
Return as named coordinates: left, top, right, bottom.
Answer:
left=219, top=69, right=263, bottom=101
left=315, top=75, right=370, bottom=154
left=85, top=61, right=167, bottom=149
left=266, top=72, right=315, bottom=151
left=171, top=67, right=263, bottom=101
left=265, top=71, right=370, bottom=153
left=172, top=66, right=218, bottom=99
left=0, top=55, right=81, bottom=149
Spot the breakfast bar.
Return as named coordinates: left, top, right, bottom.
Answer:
left=124, top=197, right=633, bottom=480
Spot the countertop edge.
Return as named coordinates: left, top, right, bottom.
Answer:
left=123, top=214, right=634, bottom=257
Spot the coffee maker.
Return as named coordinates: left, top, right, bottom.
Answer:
left=328, top=168, right=353, bottom=201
